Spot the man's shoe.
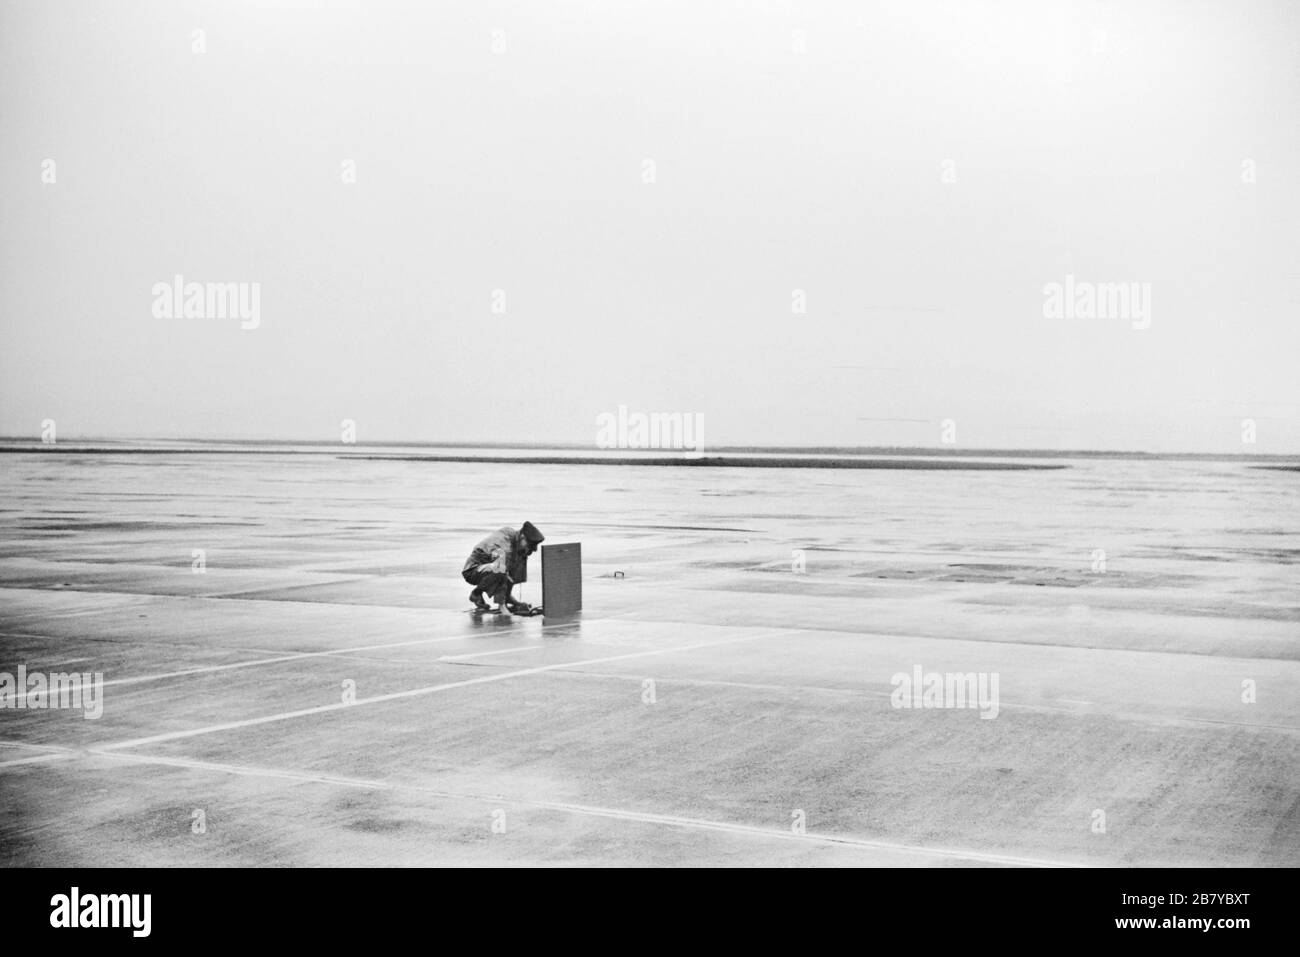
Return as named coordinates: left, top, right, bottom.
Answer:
left=469, top=590, right=490, bottom=610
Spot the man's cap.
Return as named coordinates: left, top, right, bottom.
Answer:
left=521, top=521, right=545, bottom=545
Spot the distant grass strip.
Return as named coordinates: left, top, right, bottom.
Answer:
left=341, top=454, right=1067, bottom=470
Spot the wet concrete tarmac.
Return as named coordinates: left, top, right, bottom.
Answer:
left=1, top=452, right=1297, bottom=865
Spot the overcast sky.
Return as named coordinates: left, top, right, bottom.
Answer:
left=2, top=0, right=1297, bottom=451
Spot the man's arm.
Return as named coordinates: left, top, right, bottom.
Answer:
left=486, top=544, right=511, bottom=578
left=484, top=529, right=519, bottom=578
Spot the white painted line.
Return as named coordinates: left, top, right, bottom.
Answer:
left=0, top=610, right=636, bottom=704
left=439, top=646, right=551, bottom=661
left=3, top=632, right=478, bottom=706
left=436, top=640, right=636, bottom=662
left=34, top=603, right=155, bottom=621
left=95, top=628, right=803, bottom=752
left=90, top=749, right=1077, bottom=867
left=0, top=741, right=78, bottom=755
left=0, top=751, right=78, bottom=769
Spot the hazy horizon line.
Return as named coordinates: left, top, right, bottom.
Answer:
left=2, top=436, right=1297, bottom=462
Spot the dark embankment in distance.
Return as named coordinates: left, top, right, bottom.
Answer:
left=5, top=441, right=1297, bottom=469
left=341, top=454, right=1067, bottom=470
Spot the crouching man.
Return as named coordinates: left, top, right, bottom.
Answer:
left=462, top=521, right=545, bottom=614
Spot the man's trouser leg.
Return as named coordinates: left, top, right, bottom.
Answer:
left=464, top=567, right=512, bottom=606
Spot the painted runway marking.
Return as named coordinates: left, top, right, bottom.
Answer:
left=0, top=753, right=78, bottom=769
left=0, top=743, right=79, bottom=769
left=0, top=632, right=474, bottom=706
left=93, top=629, right=804, bottom=752
left=0, top=627, right=400, bottom=662
left=0, top=610, right=639, bottom=705
left=89, top=750, right=1077, bottom=867
left=0, top=741, right=77, bottom=755
left=204, top=578, right=370, bottom=600
left=439, top=646, right=553, bottom=661
left=4, top=635, right=1296, bottom=733
left=436, top=640, right=636, bottom=662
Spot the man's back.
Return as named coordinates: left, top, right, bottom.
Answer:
left=464, top=526, right=527, bottom=582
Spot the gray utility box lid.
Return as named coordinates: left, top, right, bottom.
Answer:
left=540, top=543, right=582, bottom=617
